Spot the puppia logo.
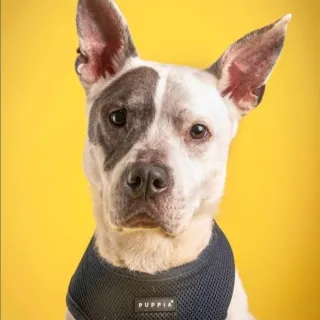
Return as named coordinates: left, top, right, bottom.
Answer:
left=135, top=297, right=177, bottom=313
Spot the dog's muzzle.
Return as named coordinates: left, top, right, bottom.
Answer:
left=112, top=163, right=173, bottom=229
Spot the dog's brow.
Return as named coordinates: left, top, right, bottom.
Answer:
left=178, top=108, right=188, bottom=117
left=169, top=108, right=189, bottom=131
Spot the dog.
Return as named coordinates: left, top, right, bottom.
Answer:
left=66, top=0, right=291, bottom=319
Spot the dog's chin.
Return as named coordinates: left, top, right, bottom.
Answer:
left=123, top=213, right=159, bottom=229
left=111, top=212, right=185, bottom=236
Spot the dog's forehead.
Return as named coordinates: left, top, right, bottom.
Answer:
left=157, top=64, right=227, bottom=123
left=89, top=60, right=227, bottom=124
left=87, top=62, right=232, bottom=173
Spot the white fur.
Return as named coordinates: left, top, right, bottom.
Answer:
left=227, top=271, right=256, bottom=320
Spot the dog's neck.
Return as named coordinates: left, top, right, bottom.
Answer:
left=92, top=190, right=215, bottom=274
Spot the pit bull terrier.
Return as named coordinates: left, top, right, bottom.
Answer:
left=66, top=1, right=291, bottom=319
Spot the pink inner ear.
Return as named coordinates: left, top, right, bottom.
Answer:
left=216, top=18, right=287, bottom=111
left=91, top=40, right=122, bottom=78
left=76, top=0, right=137, bottom=84
left=221, top=61, right=265, bottom=110
left=79, top=9, right=123, bottom=80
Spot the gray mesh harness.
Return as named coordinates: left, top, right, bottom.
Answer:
left=67, top=222, right=235, bottom=320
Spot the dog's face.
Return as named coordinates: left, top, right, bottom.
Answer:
left=86, top=64, right=233, bottom=235
left=76, top=0, right=290, bottom=235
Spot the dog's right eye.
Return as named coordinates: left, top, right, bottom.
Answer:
left=190, top=124, right=209, bottom=140
left=109, top=109, right=127, bottom=127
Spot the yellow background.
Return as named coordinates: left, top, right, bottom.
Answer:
left=1, top=0, right=319, bottom=319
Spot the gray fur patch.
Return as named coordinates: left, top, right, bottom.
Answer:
left=88, top=67, right=159, bottom=170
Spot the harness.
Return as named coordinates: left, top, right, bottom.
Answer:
left=67, top=222, right=235, bottom=320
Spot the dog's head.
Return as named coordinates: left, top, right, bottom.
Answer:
left=76, top=0, right=290, bottom=235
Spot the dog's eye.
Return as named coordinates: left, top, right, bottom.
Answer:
left=190, top=124, right=208, bottom=139
left=110, top=109, right=127, bottom=126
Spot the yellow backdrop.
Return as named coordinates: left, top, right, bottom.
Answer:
left=1, top=0, right=319, bottom=319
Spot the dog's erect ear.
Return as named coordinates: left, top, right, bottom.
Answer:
left=75, top=0, right=137, bottom=88
left=207, top=14, right=291, bottom=117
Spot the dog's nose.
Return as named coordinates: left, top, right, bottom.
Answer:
left=126, top=164, right=168, bottom=199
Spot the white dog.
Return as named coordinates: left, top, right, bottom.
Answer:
left=66, top=1, right=291, bottom=319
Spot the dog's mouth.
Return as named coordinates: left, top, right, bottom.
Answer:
left=123, top=213, right=159, bottom=229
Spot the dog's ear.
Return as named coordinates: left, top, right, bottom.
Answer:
left=207, top=14, right=291, bottom=117
left=75, top=0, right=137, bottom=89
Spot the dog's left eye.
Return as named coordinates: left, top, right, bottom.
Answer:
left=110, top=109, right=127, bottom=126
left=190, top=124, right=208, bottom=139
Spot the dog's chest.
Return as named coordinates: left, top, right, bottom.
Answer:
left=66, top=223, right=235, bottom=320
